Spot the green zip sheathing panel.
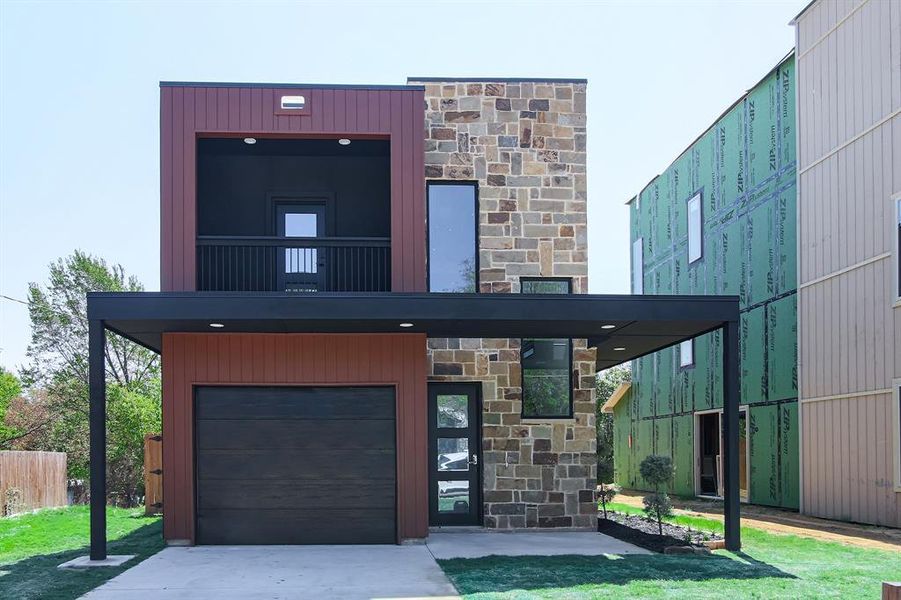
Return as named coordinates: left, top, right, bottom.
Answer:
left=614, top=53, right=798, bottom=509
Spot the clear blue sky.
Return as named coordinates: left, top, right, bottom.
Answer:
left=0, top=0, right=805, bottom=371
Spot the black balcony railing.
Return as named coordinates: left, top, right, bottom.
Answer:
left=196, top=236, right=391, bottom=292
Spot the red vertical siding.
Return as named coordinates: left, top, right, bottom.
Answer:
left=159, top=85, right=426, bottom=292
left=161, top=333, right=428, bottom=544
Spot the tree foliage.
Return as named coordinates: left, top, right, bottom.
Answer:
left=0, top=367, right=22, bottom=442
left=7, top=251, right=161, bottom=505
left=595, top=365, right=630, bottom=483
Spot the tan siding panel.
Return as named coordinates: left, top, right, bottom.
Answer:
left=797, top=0, right=901, bottom=526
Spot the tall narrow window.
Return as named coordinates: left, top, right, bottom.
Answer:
left=688, top=192, right=702, bottom=263
left=632, top=238, right=644, bottom=294
left=428, top=183, right=477, bottom=292
left=680, top=339, right=694, bottom=368
left=521, top=278, right=572, bottom=418
left=896, top=197, right=900, bottom=298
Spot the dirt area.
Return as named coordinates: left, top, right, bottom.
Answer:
left=599, top=511, right=722, bottom=553
left=617, top=489, right=901, bottom=552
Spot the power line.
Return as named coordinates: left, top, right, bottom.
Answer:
left=0, top=294, right=28, bottom=305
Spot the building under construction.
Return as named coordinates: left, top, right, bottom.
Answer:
left=609, top=52, right=799, bottom=509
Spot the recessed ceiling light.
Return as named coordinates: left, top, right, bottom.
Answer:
left=209, top=323, right=225, bottom=328
left=243, top=137, right=256, bottom=145
left=399, top=322, right=414, bottom=328
left=601, top=324, right=616, bottom=329
left=613, top=346, right=626, bottom=351
left=338, top=138, right=351, bottom=145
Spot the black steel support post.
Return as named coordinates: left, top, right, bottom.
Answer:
left=89, top=319, right=107, bottom=561
left=722, top=319, right=741, bottom=550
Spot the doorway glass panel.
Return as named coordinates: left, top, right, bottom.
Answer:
left=437, top=480, right=470, bottom=514
left=436, top=394, right=468, bottom=428
left=284, top=212, right=318, bottom=274
left=437, top=438, right=469, bottom=472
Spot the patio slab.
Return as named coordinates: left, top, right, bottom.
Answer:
left=425, top=530, right=650, bottom=559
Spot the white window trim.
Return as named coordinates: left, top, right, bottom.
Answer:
left=687, top=192, right=703, bottom=264
left=632, top=237, right=644, bottom=294
left=679, top=339, right=694, bottom=368
left=894, top=379, right=901, bottom=492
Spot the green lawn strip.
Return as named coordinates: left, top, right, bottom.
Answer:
left=438, top=507, right=901, bottom=599
left=0, top=506, right=163, bottom=600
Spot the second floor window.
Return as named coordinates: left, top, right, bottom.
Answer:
left=428, top=182, right=477, bottom=292
left=632, top=237, right=644, bottom=294
left=688, top=192, right=702, bottom=263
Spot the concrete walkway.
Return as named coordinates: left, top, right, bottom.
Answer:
left=81, top=532, right=647, bottom=599
left=80, top=545, right=459, bottom=600
left=426, top=530, right=649, bottom=559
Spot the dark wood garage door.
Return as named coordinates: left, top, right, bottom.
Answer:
left=195, top=386, right=396, bottom=544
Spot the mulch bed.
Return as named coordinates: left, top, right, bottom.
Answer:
left=597, top=511, right=723, bottom=554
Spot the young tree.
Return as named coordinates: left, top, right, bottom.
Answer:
left=595, top=365, right=630, bottom=483
left=0, top=367, right=22, bottom=442
left=597, top=483, right=619, bottom=519
left=16, top=251, right=161, bottom=504
left=639, top=454, right=675, bottom=535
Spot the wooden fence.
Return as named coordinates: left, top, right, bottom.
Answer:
left=144, top=433, right=162, bottom=515
left=0, top=451, right=67, bottom=516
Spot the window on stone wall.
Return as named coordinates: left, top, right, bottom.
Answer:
left=521, top=278, right=573, bottom=418
left=427, top=182, right=478, bottom=293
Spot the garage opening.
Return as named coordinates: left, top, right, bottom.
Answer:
left=194, top=386, right=396, bottom=544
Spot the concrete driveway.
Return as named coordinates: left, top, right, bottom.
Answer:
left=80, top=545, right=459, bottom=600
left=81, top=532, right=646, bottom=599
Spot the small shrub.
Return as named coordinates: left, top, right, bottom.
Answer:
left=639, top=454, right=675, bottom=536
left=596, top=483, right=619, bottom=519
left=642, top=493, right=673, bottom=535
left=5, top=487, right=25, bottom=516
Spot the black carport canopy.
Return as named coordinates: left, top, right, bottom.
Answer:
left=84, top=291, right=743, bottom=558
left=89, top=292, right=737, bottom=370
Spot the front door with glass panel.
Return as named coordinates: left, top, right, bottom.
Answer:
left=428, top=383, right=481, bottom=526
left=276, top=203, right=325, bottom=292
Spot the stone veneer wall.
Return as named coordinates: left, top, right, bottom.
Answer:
left=411, top=78, right=597, bottom=529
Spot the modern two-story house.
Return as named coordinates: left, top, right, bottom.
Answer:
left=84, top=77, right=746, bottom=560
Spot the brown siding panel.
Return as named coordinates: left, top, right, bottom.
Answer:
left=161, top=333, right=428, bottom=543
left=160, top=86, right=425, bottom=292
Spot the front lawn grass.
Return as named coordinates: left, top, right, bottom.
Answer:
left=0, top=505, right=163, bottom=600
left=438, top=503, right=901, bottom=599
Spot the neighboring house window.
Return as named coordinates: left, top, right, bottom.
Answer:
left=688, top=192, right=702, bottom=263
left=895, top=381, right=901, bottom=491
left=680, top=339, right=694, bottom=368
left=520, top=278, right=572, bottom=418
left=896, top=197, right=900, bottom=298
left=632, top=238, right=643, bottom=294
left=428, top=182, right=477, bottom=292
